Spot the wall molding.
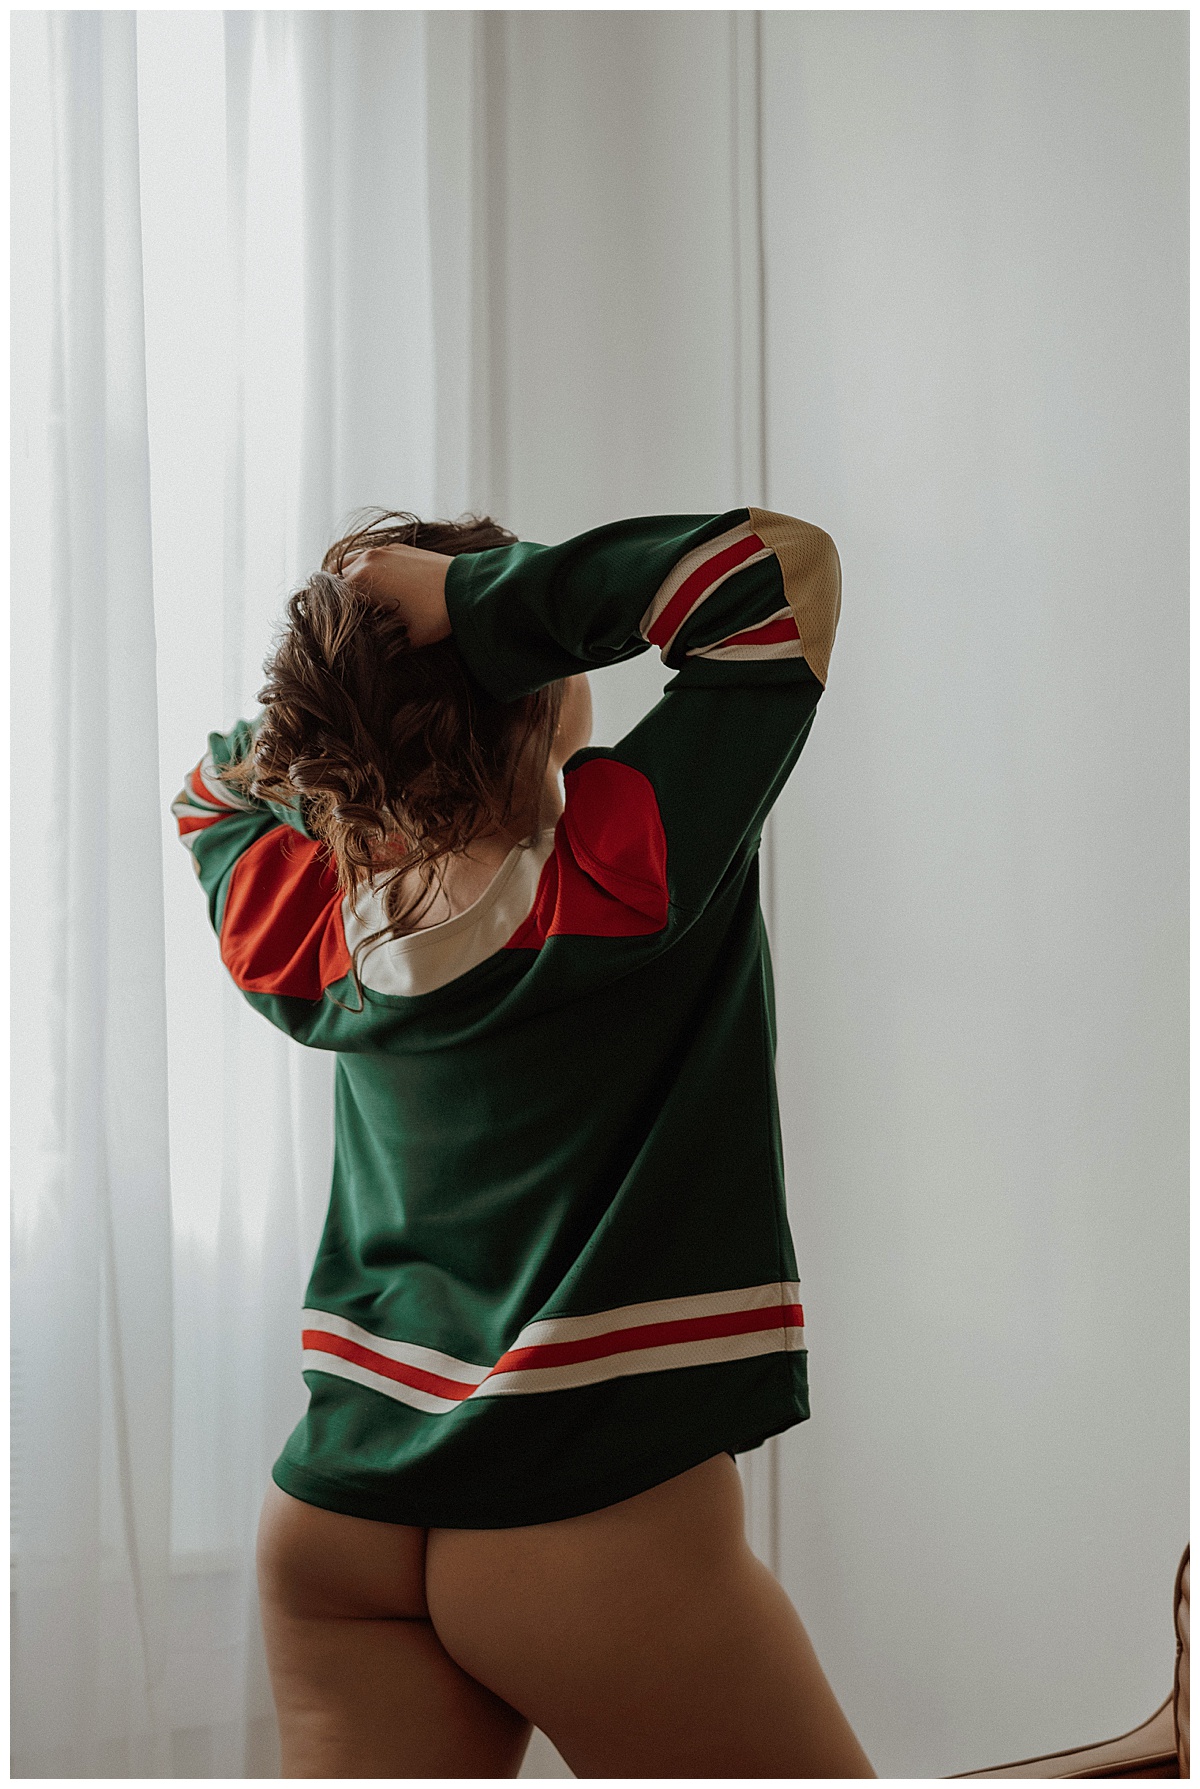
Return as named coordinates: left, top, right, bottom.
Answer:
left=469, top=12, right=508, bottom=521
left=731, top=8, right=782, bottom=1582
left=731, top=10, right=766, bottom=512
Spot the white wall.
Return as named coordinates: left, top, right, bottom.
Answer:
left=490, top=11, right=1187, bottom=1777
left=763, top=13, right=1188, bottom=1775
left=491, top=10, right=742, bottom=749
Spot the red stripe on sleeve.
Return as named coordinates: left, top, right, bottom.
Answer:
left=190, top=761, right=238, bottom=810
left=646, top=532, right=764, bottom=648
left=176, top=811, right=223, bottom=836
left=712, top=613, right=800, bottom=650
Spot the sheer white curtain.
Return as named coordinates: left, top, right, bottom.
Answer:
left=12, top=12, right=478, bottom=1775
left=11, top=12, right=173, bottom=1775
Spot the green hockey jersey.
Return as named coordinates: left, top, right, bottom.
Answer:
left=172, top=506, right=841, bottom=1527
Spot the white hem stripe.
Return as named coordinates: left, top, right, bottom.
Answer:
left=508, top=1280, right=800, bottom=1349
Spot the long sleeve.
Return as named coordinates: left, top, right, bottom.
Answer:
left=171, top=718, right=305, bottom=924
left=171, top=720, right=357, bottom=1043
left=445, top=506, right=841, bottom=919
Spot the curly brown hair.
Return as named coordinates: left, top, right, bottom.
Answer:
left=227, top=509, right=564, bottom=985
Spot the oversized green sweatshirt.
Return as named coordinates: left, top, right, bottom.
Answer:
left=172, top=506, right=841, bottom=1527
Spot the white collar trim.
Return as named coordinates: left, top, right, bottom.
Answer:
left=343, top=830, right=556, bottom=998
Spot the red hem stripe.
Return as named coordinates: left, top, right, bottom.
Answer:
left=176, top=811, right=223, bottom=835
left=301, top=1331, right=477, bottom=1402
left=302, top=1302, right=805, bottom=1401
left=489, top=1302, right=804, bottom=1376
left=646, top=532, right=764, bottom=648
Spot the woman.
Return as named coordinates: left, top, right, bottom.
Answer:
left=173, top=503, right=873, bottom=1777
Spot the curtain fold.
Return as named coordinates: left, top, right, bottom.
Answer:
left=11, top=12, right=174, bottom=1777
left=12, top=10, right=476, bottom=1775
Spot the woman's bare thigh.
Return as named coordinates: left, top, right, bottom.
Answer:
left=425, top=1453, right=875, bottom=1779
left=256, top=1482, right=531, bottom=1778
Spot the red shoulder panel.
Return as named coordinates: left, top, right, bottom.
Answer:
left=506, top=757, right=668, bottom=950
left=221, top=826, right=351, bottom=999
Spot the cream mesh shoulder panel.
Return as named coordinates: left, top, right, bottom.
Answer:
left=749, top=508, right=842, bottom=687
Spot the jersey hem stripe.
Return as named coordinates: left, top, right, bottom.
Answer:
left=300, top=1281, right=805, bottom=1414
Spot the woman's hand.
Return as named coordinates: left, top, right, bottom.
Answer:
left=340, top=543, right=452, bottom=649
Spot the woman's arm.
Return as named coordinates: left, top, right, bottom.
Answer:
left=440, top=508, right=839, bottom=695
left=438, top=507, right=842, bottom=920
